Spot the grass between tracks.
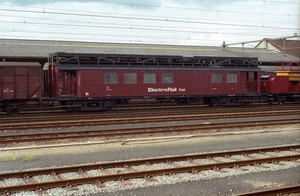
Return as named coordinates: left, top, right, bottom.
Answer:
left=2, top=155, right=35, bottom=162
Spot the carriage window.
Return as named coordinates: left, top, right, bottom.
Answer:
left=105, top=73, right=118, bottom=83
left=212, top=73, right=222, bottom=83
left=227, top=73, right=237, bottom=83
left=124, top=73, right=137, bottom=83
left=162, top=73, right=173, bottom=83
left=2, top=67, right=14, bottom=75
left=144, top=73, right=156, bottom=83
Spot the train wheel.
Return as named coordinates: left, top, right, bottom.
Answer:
left=209, top=99, right=219, bottom=107
left=242, top=98, right=250, bottom=105
left=104, top=102, right=113, bottom=110
left=277, top=97, right=285, bottom=105
left=3, top=104, right=23, bottom=115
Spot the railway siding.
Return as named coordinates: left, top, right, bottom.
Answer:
left=0, top=145, right=299, bottom=195
left=1, top=118, right=299, bottom=149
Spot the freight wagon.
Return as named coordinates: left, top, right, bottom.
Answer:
left=0, top=62, right=42, bottom=114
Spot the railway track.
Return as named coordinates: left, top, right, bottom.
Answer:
left=0, top=108, right=299, bottom=131
left=0, top=103, right=298, bottom=122
left=1, top=118, right=299, bottom=147
left=0, top=101, right=202, bottom=116
left=0, top=144, right=299, bottom=195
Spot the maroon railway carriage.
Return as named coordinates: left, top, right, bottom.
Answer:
left=260, top=75, right=289, bottom=104
left=260, top=75, right=300, bottom=104
left=0, top=62, right=42, bottom=114
left=47, top=53, right=261, bottom=111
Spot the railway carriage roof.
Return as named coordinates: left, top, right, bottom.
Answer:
left=0, top=39, right=299, bottom=63
left=0, top=62, right=41, bottom=67
left=50, top=52, right=260, bottom=71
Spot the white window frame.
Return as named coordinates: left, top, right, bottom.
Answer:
left=144, top=73, right=156, bottom=83
left=212, top=73, right=222, bottom=83
left=227, top=73, right=237, bottom=83
left=162, top=73, right=173, bottom=83
left=105, top=72, right=118, bottom=84
left=124, top=73, right=137, bottom=83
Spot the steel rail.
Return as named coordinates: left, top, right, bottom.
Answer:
left=0, top=153, right=299, bottom=194
left=2, top=108, right=292, bottom=124
left=0, top=144, right=299, bottom=179
left=1, top=106, right=205, bottom=122
left=17, top=101, right=300, bottom=113
left=1, top=109, right=297, bottom=125
left=0, top=144, right=298, bottom=179
left=0, top=110, right=299, bottom=131
left=0, top=104, right=298, bottom=120
left=1, top=107, right=299, bottom=123
left=0, top=103, right=298, bottom=119
left=2, top=104, right=298, bottom=122
left=236, top=185, right=300, bottom=196
left=1, top=119, right=299, bottom=145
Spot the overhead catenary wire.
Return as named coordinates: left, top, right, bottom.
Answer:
left=0, top=7, right=298, bottom=30
left=0, top=1, right=299, bottom=45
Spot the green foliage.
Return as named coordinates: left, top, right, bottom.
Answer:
left=22, top=155, right=35, bottom=162
left=3, top=156, right=17, bottom=162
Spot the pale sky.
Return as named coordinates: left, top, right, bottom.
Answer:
left=0, top=0, right=299, bottom=46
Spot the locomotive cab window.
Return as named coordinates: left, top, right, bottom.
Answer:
left=105, top=73, right=118, bottom=84
left=144, top=73, right=156, bottom=83
left=124, top=73, right=137, bottom=83
left=162, top=73, right=173, bottom=83
left=227, top=73, right=237, bottom=83
left=212, top=73, right=222, bottom=83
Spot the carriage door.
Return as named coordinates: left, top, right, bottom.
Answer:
left=246, top=72, right=257, bottom=93
left=59, top=71, right=77, bottom=96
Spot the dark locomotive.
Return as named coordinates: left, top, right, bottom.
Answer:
left=0, top=52, right=299, bottom=114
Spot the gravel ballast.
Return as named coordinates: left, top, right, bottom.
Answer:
left=1, top=125, right=299, bottom=195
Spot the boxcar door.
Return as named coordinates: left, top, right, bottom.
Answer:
left=246, top=72, right=257, bottom=93
left=59, top=71, right=77, bottom=96
left=1, top=67, right=15, bottom=99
